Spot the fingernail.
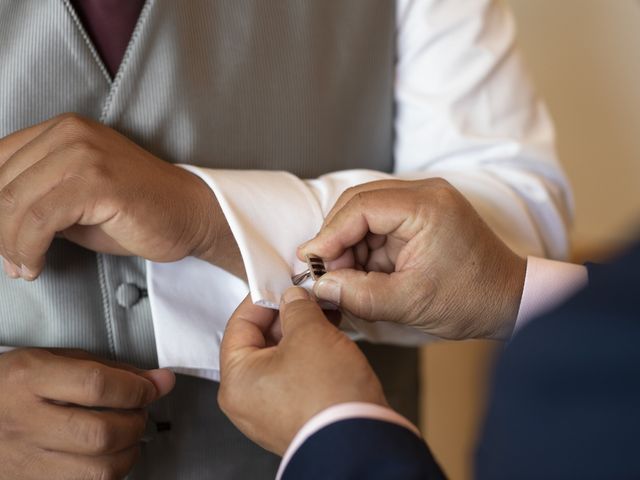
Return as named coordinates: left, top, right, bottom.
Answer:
left=314, top=280, right=341, bottom=305
left=20, top=265, right=36, bottom=281
left=3, top=260, right=20, bottom=279
left=145, top=368, right=176, bottom=399
left=282, top=287, right=310, bottom=304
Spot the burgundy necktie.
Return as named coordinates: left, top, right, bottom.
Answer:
left=70, top=0, right=145, bottom=78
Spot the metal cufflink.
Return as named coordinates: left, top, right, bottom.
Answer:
left=292, top=255, right=326, bottom=286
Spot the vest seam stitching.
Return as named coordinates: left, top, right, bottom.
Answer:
left=60, top=0, right=112, bottom=86
left=96, top=253, right=116, bottom=360
left=99, top=0, right=155, bottom=123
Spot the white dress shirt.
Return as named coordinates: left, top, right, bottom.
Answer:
left=143, top=0, right=573, bottom=379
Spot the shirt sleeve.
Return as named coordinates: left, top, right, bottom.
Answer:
left=146, top=0, right=573, bottom=375
left=513, top=257, right=588, bottom=336
left=276, top=402, right=421, bottom=480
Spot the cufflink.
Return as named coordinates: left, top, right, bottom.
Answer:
left=292, top=255, right=326, bottom=285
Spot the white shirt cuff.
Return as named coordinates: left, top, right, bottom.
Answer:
left=146, top=256, right=248, bottom=379
left=513, top=256, right=588, bottom=336
left=276, top=402, right=420, bottom=480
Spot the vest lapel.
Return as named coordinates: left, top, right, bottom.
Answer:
left=0, top=0, right=111, bottom=134
left=61, top=0, right=112, bottom=85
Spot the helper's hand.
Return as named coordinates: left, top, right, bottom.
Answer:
left=298, top=179, right=527, bottom=340
left=0, top=348, right=174, bottom=480
left=218, top=288, right=387, bottom=455
left=0, top=113, right=243, bottom=281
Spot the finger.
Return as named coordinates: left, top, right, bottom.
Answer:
left=27, top=351, right=159, bottom=408
left=265, top=308, right=341, bottom=345
left=354, top=239, right=369, bottom=266
left=299, top=188, right=417, bottom=261
left=61, top=224, right=132, bottom=255
left=0, top=115, right=62, bottom=168
left=220, top=295, right=278, bottom=369
left=322, top=179, right=413, bottom=226
left=323, top=248, right=355, bottom=272
left=0, top=148, right=91, bottom=276
left=0, top=129, right=59, bottom=192
left=313, top=269, right=419, bottom=323
left=29, top=445, right=140, bottom=480
left=366, top=232, right=387, bottom=250
left=32, top=403, right=147, bottom=455
left=44, top=349, right=175, bottom=399
left=2, top=256, right=20, bottom=278
left=279, top=287, right=333, bottom=338
left=324, top=309, right=342, bottom=328
left=3, top=176, right=88, bottom=280
left=141, top=369, right=176, bottom=398
left=266, top=314, right=283, bottom=345
left=365, top=245, right=397, bottom=273
left=47, top=349, right=148, bottom=374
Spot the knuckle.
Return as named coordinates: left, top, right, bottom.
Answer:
left=0, top=186, right=18, bottom=213
left=431, top=178, right=457, bottom=200
left=422, top=176, right=451, bottom=189
left=127, top=381, right=150, bottom=407
left=25, top=203, right=49, bottom=230
left=3, top=349, right=41, bottom=384
left=352, top=285, right=376, bottom=319
left=51, top=114, right=98, bottom=150
left=77, top=415, right=114, bottom=455
left=0, top=404, right=21, bottom=441
left=53, top=113, right=89, bottom=135
left=82, top=367, right=107, bottom=404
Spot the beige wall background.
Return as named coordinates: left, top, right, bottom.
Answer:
left=422, top=1, right=640, bottom=479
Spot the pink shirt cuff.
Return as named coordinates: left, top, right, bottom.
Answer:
left=276, top=402, right=420, bottom=479
left=513, top=256, right=588, bottom=336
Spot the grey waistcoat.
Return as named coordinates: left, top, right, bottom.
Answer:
left=0, top=1, right=418, bottom=479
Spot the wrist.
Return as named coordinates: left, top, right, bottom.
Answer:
left=183, top=169, right=247, bottom=278
left=278, top=402, right=418, bottom=476
left=486, top=252, right=527, bottom=340
left=185, top=172, right=218, bottom=253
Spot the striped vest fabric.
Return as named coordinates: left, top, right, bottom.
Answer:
left=0, top=2, right=415, bottom=478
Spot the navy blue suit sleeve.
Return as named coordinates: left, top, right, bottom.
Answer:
left=476, top=242, right=640, bottom=480
left=282, top=418, right=446, bottom=480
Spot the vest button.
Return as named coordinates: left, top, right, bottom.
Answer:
left=116, top=283, right=142, bottom=309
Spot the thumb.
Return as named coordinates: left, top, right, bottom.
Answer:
left=141, top=369, right=176, bottom=399
left=279, top=287, right=333, bottom=338
left=313, top=269, right=412, bottom=324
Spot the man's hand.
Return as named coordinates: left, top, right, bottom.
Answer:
left=298, top=179, right=527, bottom=340
left=0, top=113, right=244, bottom=280
left=218, top=288, right=387, bottom=456
left=0, top=348, right=174, bottom=480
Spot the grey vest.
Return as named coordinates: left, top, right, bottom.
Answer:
left=0, top=2, right=418, bottom=478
